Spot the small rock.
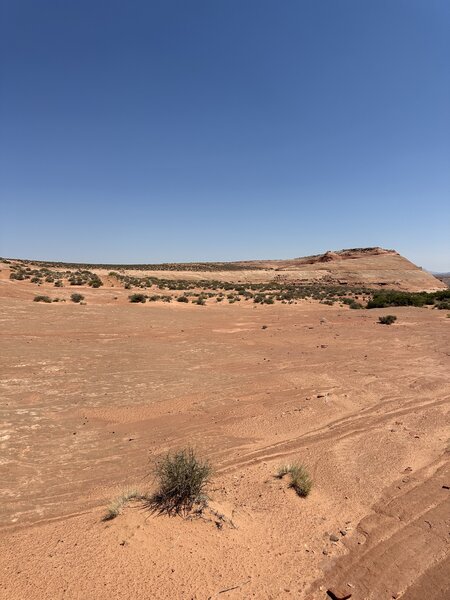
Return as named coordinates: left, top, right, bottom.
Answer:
left=340, top=530, right=347, bottom=536
left=442, top=485, right=450, bottom=490
left=330, top=534, right=339, bottom=542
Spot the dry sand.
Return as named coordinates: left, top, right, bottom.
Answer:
left=1, top=273, right=449, bottom=600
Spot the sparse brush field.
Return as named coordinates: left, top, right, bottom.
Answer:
left=5, top=257, right=449, bottom=311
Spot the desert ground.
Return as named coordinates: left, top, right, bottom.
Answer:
left=1, top=254, right=449, bottom=600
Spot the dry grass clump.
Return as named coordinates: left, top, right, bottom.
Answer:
left=148, top=448, right=212, bottom=516
left=102, top=488, right=145, bottom=521
left=276, top=462, right=312, bottom=497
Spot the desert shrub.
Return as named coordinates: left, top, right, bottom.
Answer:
left=435, top=290, right=450, bottom=301
left=435, top=301, right=450, bottom=310
left=148, top=448, right=211, bottom=515
left=102, top=488, right=144, bottom=521
left=276, top=463, right=312, bottom=497
left=33, top=295, right=52, bottom=303
left=129, top=293, right=146, bottom=303
left=349, top=300, right=363, bottom=309
left=368, top=291, right=428, bottom=308
left=30, top=277, right=41, bottom=284
left=378, top=314, right=397, bottom=325
left=54, top=280, right=63, bottom=287
left=177, top=295, right=189, bottom=303
left=70, top=293, right=85, bottom=303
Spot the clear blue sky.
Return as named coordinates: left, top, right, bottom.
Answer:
left=1, top=1, right=449, bottom=270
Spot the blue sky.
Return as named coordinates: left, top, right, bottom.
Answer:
left=1, top=1, right=449, bottom=270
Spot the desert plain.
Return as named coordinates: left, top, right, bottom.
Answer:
left=0, top=250, right=449, bottom=600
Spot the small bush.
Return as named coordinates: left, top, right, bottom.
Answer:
left=129, top=293, right=146, bottom=303
left=148, top=448, right=211, bottom=515
left=349, top=301, right=363, bottom=309
left=276, top=462, right=312, bottom=497
left=70, top=293, right=85, bottom=303
left=33, top=295, right=52, bottom=303
left=54, top=280, right=63, bottom=287
left=435, top=301, right=450, bottom=310
left=378, top=315, right=397, bottom=325
left=177, top=295, right=189, bottom=303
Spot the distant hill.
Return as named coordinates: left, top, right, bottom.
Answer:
left=2, top=247, right=446, bottom=292
left=434, top=273, right=450, bottom=288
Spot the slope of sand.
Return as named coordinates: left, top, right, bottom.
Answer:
left=1, top=275, right=449, bottom=600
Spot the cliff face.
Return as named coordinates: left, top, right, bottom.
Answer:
left=262, top=248, right=446, bottom=291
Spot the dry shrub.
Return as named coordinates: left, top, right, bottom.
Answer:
left=148, top=448, right=211, bottom=515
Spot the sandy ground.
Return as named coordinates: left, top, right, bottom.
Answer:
left=1, top=279, right=449, bottom=600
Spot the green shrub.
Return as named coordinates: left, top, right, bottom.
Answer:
left=368, top=291, right=427, bottom=308
left=378, top=314, right=397, bottom=325
left=54, top=280, right=63, bottom=287
left=33, top=295, right=52, bottom=303
left=129, top=293, right=146, bottom=303
left=177, top=295, right=189, bottom=303
left=70, top=293, right=85, bottom=303
left=148, top=448, right=211, bottom=515
left=276, top=463, right=312, bottom=497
